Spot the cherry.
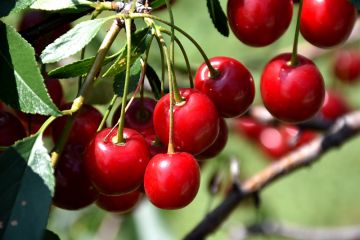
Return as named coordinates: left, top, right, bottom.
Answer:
left=300, top=0, right=357, bottom=48
left=142, top=130, right=167, bottom=157
left=96, top=190, right=142, bottom=213
left=320, top=90, right=350, bottom=121
left=0, top=110, right=26, bottom=148
left=333, top=49, right=360, bottom=83
left=260, top=53, right=325, bottom=123
left=144, top=152, right=200, bottom=209
left=112, top=97, right=156, bottom=134
left=85, top=127, right=150, bottom=195
left=195, top=56, right=255, bottom=118
left=227, top=0, right=293, bottom=47
left=197, top=118, right=228, bottom=160
left=233, top=117, right=265, bottom=140
left=153, top=88, right=220, bottom=155
left=52, top=143, right=99, bottom=210
left=52, top=103, right=103, bottom=146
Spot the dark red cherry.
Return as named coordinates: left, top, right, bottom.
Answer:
left=260, top=53, right=325, bottom=123
left=320, top=90, right=350, bottom=120
left=144, top=152, right=200, bottom=209
left=96, top=190, right=142, bottom=213
left=52, top=103, right=103, bottom=145
left=333, top=49, right=360, bottom=83
left=227, top=0, right=293, bottom=47
left=300, top=0, right=357, bottom=48
left=142, top=129, right=167, bottom=157
left=195, top=56, right=255, bottom=118
left=0, top=110, right=26, bottom=148
left=52, top=143, right=99, bottom=210
left=112, top=97, right=156, bottom=134
left=153, top=88, right=220, bottom=155
left=85, top=127, right=150, bottom=195
left=197, top=118, right=228, bottom=160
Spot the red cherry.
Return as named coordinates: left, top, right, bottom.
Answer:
left=233, top=117, right=265, bottom=140
left=227, top=0, right=293, bottom=47
left=260, top=53, right=325, bottom=123
left=96, top=190, right=142, bottom=213
left=85, top=127, right=150, bottom=195
left=142, top=130, right=167, bottom=157
left=52, top=103, right=103, bottom=145
left=52, top=143, right=98, bottom=210
left=300, top=0, right=357, bottom=48
left=195, top=56, right=255, bottom=118
left=320, top=90, right=350, bottom=120
left=259, top=126, right=291, bottom=158
left=144, top=152, right=200, bottom=209
left=197, top=118, right=228, bottom=160
left=112, top=97, right=156, bottom=134
left=153, top=88, right=220, bottom=155
left=333, top=50, right=360, bottom=83
left=0, top=110, right=26, bottom=148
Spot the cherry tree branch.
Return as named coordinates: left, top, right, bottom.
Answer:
left=184, top=110, right=360, bottom=240
left=230, top=221, right=360, bottom=240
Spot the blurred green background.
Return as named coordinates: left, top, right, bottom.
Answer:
left=5, top=0, right=360, bottom=239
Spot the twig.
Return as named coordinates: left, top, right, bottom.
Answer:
left=230, top=221, right=360, bottom=240
left=184, top=110, right=360, bottom=240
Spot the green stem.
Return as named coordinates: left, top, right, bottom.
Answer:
left=161, top=28, right=193, bottom=88
left=97, top=94, right=118, bottom=132
left=154, top=35, right=166, bottom=96
left=51, top=19, right=123, bottom=167
left=290, top=0, right=303, bottom=66
left=165, top=0, right=175, bottom=68
left=133, top=13, right=218, bottom=77
left=116, top=18, right=133, bottom=144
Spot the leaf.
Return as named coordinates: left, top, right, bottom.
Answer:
left=0, top=21, right=61, bottom=116
left=41, top=17, right=112, bottom=64
left=43, top=229, right=60, bottom=240
left=0, top=134, right=55, bottom=240
left=48, top=53, right=119, bottom=79
left=0, top=0, right=36, bottom=17
left=31, top=0, right=93, bottom=11
left=206, top=0, right=229, bottom=37
left=149, top=0, right=166, bottom=9
left=145, top=64, right=162, bottom=100
left=113, top=59, right=142, bottom=97
left=351, top=0, right=360, bottom=10
left=103, top=27, right=153, bottom=78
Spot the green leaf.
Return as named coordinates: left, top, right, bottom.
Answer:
left=48, top=53, right=119, bottom=79
left=145, top=64, right=162, bottom=100
left=206, top=0, right=229, bottom=37
left=0, top=0, right=36, bottom=17
left=351, top=0, right=360, bottom=10
left=103, top=27, right=153, bottom=78
left=0, top=21, right=61, bottom=116
left=0, top=134, right=55, bottom=240
left=41, top=17, right=112, bottom=64
left=31, top=0, right=93, bottom=11
left=113, top=59, right=141, bottom=97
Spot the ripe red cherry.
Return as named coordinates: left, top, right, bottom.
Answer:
left=227, top=0, right=293, bottom=47
left=197, top=118, right=228, bottom=160
left=0, top=110, right=26, bottom=148
left=260, top=53, right=325, bottom=123
left=300, top=0, right=357, bottom=48
left=333, top=49, right=360, bottom=83
left=96, top=190, right=142, bottom=213
left=85, top=127, right=150, bottom=195
left=144, top=152, right=200, bottom=209
left=52, top=103, right=103, bottom=145
left=112, top=97, right=156, bottom=134
left=52, top=143, right=98, bottom=210
left=320, top=90, right=350, bottom=120
left=142, top=130, right=167, bottom=157
left=153, top=88, right=219, bottom=155
left=233, top=117, right=265, bottom=140
left=195, top=56, right=255, bottom=118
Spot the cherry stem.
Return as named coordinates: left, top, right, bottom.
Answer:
left=116, top=19, right=133, bottom=144
left=153, top=35, right=166, bottom=96
left=97, top=94, right=118, bottom=132
left=135, top=13, right=218, bottom=78
left=161, top=28, right=194, bottom=88
left=50, top=19, right=123, bottom=167
left=165, top=0, right=175, bottom=71
left=290, top=0, right=303, bottom=66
